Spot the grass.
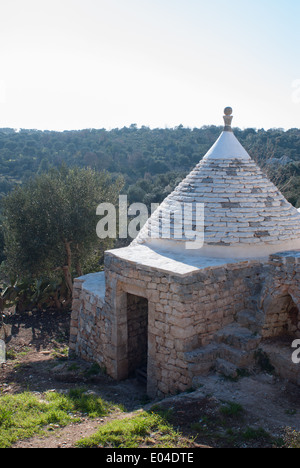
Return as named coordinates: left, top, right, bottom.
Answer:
left=190, top=417, right=280, bottom=448
left=219, top=401, right=244, bottom=418
left=76, top=409, right=195, bottom=449
left=187, top=401, right=283, bottom=448
left=285, top=409, right=297, bottom=416
left=5, top=349, right=17, bottom=360
left=5, top=347, right=31, bottom=361
left=241, top=426, right=271, bottom=441
left=51, top=346, right=69, bottom=359
left=190, top=415, right=211, bottom=433
left=0, top=388, right=290, bottom=449
left=0, top=388, right=119, bottom=448
left=84, top=362, right=106, bottom=377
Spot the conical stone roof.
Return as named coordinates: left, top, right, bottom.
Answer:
left=132, top=108, right=300, bottom=258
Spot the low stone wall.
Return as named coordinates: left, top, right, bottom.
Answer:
left=69, top=272, right=110, bottom=369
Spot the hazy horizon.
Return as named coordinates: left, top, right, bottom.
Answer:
left=0, top=122, right=297, bottom=133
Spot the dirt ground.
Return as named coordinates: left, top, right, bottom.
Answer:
left=0, top=308, right=148, bottom=410
left=0, top=308, right=300, bottom=448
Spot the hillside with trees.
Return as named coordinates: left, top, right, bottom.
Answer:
left=0, top=124, right=299, bottom=311
left=0, top=125, right=300, bottom=207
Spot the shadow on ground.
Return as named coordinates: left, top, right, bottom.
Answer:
left=2, top=308, right=70, bottom=351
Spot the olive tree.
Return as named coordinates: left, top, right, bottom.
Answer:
left=2, top=166, right=123, bottom=304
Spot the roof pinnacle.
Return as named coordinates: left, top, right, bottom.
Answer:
left=223, top=107, right=233, bottom=132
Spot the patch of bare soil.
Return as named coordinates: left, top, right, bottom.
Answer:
left=12, top=411, right=138, bottom=449
left=0, top=309, right=147, bottom=410
left=157, top=373, right=300, bottom=448
left=1, top=308, right=300, bottom=448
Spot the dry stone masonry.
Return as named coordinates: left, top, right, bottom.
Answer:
left=69, top=108, right=300, bottom=396
left=136, top=158, right=300, bottom=247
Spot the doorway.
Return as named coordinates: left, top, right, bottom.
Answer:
left=126, top=293, right=148, bottom=382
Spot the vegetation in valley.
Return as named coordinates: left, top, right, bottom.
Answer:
left=0, top=125, right=299, bottom=204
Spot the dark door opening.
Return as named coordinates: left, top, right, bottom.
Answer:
left=127, top=293, right=148, bottom=384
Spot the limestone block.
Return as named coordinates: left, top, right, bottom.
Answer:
left=170, top=325, right=195, bottom=339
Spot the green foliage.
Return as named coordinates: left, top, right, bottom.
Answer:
left=84, top=362, right=104, bottom=377
left=7, top=276, right=69, bottom=312
left=220, top=401, right=244, bottom=417
left=241, top=426, right=271, bottom=441
left=2, top=166, right=122, bottom=276
left=1, top=166, right=123, bottom=308
left=46, top=388, right=114, bottom=419
left=127, top=172, right=185, bottom=209
left=0, top=388, right=118, bottom=448
left=76, top=409, right=190, bottom=449
left=0, top=125, right=299, bottom=206
left=0, top=224, right=4, bottom=264
left=0, top=126, right=217, bottom=198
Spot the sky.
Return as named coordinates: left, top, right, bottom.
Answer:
left=0, top=0, right=299, bottom=131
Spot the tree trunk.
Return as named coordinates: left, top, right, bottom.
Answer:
left=76, top=262, right=83, bottom=277
left=0, top=299, right=7, bottom=340
left=53, top=291, right=62, bottom=310
left=63, top=239, right=73, bottom=295
left=75, top=244, right=83, bottom=277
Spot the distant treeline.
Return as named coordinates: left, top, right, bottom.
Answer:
left=0, top=124, right=300, bottom=207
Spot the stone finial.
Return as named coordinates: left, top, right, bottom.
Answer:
left=223, top=107, right=233, bottom=132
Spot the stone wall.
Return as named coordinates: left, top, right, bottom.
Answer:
left=69, top=272, right=110, bottom=370
left=260, top=252, right=300, bottom=339
left=186, top=260, right=264, bottom=348
left=70, top=253, right=265, bottom=397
